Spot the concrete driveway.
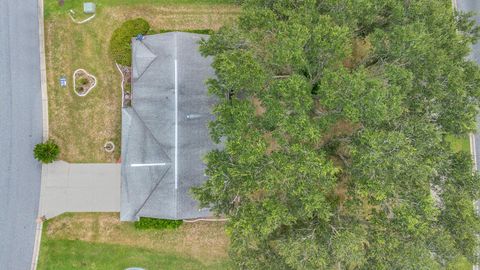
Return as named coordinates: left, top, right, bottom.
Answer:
left=39, top=161, right=121, bottom=219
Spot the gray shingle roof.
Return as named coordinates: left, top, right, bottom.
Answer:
left=120, top=32, right=217, bottom=221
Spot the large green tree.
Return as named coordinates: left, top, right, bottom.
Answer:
left=193, top=0, right=480, bottom=269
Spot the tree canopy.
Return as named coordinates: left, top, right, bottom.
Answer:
left=193, top=0, right=480, bottom=269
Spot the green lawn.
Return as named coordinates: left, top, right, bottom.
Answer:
left=444, top=135, right=474, bottom=270
left=38, top=239, right=231, bottom=270
left=44, top=0, right=239, bottom=162
left=446, top=134, right=471, bottom=154
left=447, top=256, right=473, bottom=270
left=38, top=213, right=231, bottom=270
left=45, top=0, right=236, bottom=18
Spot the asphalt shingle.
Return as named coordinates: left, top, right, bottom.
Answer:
left=121, top=32, right=217, bottom=221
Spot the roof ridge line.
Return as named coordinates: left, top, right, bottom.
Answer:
left=134, top=165, right=172, bottom=218
left=133, top=40, right=158, bottom=80
left=130, top=107, right=172, bottom=163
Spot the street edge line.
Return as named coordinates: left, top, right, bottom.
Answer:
left=32, top=0, right=48, bottom=269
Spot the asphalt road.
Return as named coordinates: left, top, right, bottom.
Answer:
left=0, top=0, right=43, bottom=269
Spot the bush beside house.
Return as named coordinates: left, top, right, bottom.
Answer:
left=108, top=18, right=150, bottom=66
left=134, top=217, right=183, bottom=230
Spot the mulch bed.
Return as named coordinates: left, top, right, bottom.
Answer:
left=74, top=70, right=95, bottom=95
left=118, top=64, right=132, bottom=106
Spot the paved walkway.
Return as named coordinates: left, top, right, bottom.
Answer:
left=39, top=161, right=121, bottom=219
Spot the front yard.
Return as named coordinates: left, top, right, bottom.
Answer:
left=38, top=213, right=231, bottom=269
left=44, top=0, right=239, bottom=162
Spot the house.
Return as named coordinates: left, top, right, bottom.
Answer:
left=120, top=32, right=218, bottom=221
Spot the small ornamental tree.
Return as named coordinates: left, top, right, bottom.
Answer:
left=34, top=139, right=60, bottom=164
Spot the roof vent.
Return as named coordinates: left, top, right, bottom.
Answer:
left=186, top=114, right=203, bottom=120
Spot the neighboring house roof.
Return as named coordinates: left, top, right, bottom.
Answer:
left=121, top=32, right=217, bottom=221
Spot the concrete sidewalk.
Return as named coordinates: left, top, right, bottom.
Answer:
left=39, top=161, right=121, bottom=219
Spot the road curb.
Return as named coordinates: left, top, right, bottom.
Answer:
left=470, top=133, right=477, bottom=171
left=32, top=0, right=48, bottom=269
left=452, top=0, right=458, bottom=11
left=39, top=0, right=48, bottom=140
left=30, top=218, right=44, bottom=270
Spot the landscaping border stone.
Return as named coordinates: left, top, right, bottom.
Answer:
left=68, top=10, right=96, bottom=24
left=73, top=68, right=97, bottom=97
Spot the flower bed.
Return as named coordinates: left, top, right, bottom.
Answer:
left=73, top=69, right=96, bottom=96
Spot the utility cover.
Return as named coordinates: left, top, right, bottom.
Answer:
left=83, top=2, right=95, bottom=14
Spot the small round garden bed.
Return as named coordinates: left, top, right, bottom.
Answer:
left=73, top=69, right=97, bottom=96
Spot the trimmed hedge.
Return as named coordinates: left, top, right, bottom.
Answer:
left=34, top=139, right=60, bottom=164
left=134, top=217, right=183, bottom=230
left=108, top=18, right=150, bottom=66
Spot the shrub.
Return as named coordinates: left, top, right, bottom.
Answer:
left=33, top=139, right=60, bottom=164
left=134, top=217, right=183, bottom=230
left=79, top=77, right=89, bottom=85
left=108, top=18, right=150, bottom=66
left=124, top=82, right=131, bottom=93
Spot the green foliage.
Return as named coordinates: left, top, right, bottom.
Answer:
left=34, top=139, right=60, bottom=164
left=79, top=77, right=89, bottom=85
left=193, top=0, right=480, bottom=269
left=134, top=217, right=183, bottom=230
left=108, top=18, right=150, bottom=66
left=446, top=134, right=471, bottom=153
left=447, top=256, right=474, bottom=270
left=124, top=82, right=131, bottom=93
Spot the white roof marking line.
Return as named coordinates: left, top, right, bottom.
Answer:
left=130, top=163, right=168, bottom=167
left=174, top=34, right=178, bottom=190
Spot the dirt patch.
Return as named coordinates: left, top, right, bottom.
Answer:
left=319, top=120, right=362, bottom=147
left=344, top=37, right=372, bottom=69
left=46, top=213, right=99, bottom=240
left=264, top=132, right=280, bottom=155
left=104, top=5, right=240, bottom=31
left=252, top=96, right=266, bottom=116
